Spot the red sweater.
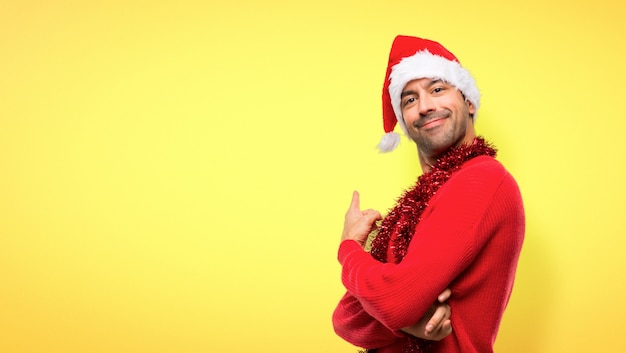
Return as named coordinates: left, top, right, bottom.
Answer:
left=333, top=156, right=525, bottom=353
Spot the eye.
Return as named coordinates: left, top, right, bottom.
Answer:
left=402, top=97, right=417, bottom=107
left=432, top=86, right=445, bottom=94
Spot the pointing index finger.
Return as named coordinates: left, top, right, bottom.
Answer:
left=350, top=190, right=361, bottom=211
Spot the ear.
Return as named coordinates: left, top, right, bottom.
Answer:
left=464, top=100, right=477, bottom=121
left=467, top=100, right=476, bottom=117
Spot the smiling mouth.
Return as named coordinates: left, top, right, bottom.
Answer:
left=416, top=111, right=450, bottom=129
left=419, top=117, right=446, bottom=129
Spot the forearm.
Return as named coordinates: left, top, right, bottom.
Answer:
left=333, top=291, right=402, bottom=348
left=339, top=240, right=453, bottom=330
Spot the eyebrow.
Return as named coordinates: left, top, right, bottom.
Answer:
left=428, top=79, right=444, bottom=87
left=400, top=90, right=416, bottom=99
left=400, top=79, right=444, bottom=98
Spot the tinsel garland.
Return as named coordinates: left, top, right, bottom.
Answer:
left=368, top=137, right=496, bottom=353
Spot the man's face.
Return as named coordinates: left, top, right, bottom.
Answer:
left=400, top=78, right=476, bottom=158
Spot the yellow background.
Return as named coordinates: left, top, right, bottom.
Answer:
left=1, top=0, right=625, bottom=352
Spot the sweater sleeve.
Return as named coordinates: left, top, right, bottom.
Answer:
left=332, top=290, right=403, bottom=348
left=338, top=157, right=518, bottom=331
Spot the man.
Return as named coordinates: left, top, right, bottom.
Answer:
left=332, top=35, right=525, bottom=353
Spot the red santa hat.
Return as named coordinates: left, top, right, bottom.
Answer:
left=378, top=35, right=481, bottom=152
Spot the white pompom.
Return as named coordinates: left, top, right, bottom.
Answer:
left=376, top=132, right=401, bottom=153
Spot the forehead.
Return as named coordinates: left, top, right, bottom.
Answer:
left=403, top=78, right=455, bottom=90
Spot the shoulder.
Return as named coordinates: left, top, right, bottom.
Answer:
left=458, top=155, right=507, bottom=177
left=448, top=155, right=514, bottom=186
left=442, top=155, right=522, bottom=203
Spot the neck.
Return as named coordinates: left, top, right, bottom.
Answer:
left=418, top=153, right=435, bottom=174
left=418, top=134, right=477, bottom=173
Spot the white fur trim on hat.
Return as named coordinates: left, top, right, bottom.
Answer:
left=377, top=131, right=401, bottom=152
left=388, top=49, right=480, bottom=134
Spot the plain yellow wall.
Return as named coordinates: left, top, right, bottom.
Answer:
left=1, top=0, right=625, bottom=352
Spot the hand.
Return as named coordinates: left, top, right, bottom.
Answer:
left=341, top=191, right=382, bottom=247
left=401, top=289, right=452, bottom=341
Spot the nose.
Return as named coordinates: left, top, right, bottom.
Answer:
left=418, top=94, right=436, bottom=117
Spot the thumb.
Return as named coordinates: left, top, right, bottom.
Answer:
left=349, top=190, right=361, bottom=212
left=438, top=288, right=452, bottom=302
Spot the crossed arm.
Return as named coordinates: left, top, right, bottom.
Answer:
left=333, top=279, right=452, bottom=347
left=334, top=191, right=452, bottom=346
